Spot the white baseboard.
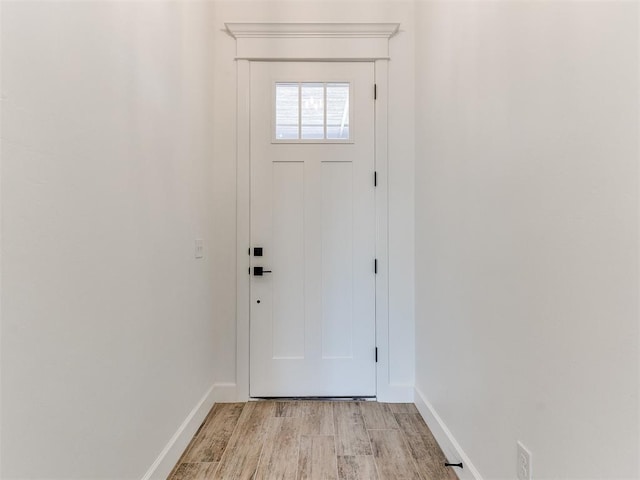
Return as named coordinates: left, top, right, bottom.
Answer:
left=377, top=383, right=415, bottom=403
left=414, top=387, right=483, bottom=480
left=141, top=383, right=236, bottom=480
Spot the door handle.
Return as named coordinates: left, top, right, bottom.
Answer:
left=253, top=266, right=272, bottom=276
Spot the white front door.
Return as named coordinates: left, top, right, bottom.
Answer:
left=249, top=61, right=376, bottom=397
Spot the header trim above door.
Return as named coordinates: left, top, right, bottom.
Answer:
left=225, top=22, right=400, bottom=60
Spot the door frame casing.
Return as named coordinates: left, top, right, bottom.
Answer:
left=228, top=22, right=399, bottom=401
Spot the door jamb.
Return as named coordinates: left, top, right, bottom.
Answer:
left=229, top=23, right=399, bottom=401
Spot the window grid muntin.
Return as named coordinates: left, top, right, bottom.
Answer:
left=274, top=81, right=351, bottom=143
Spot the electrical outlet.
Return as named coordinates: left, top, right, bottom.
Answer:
left=195, top=239, right=204, bottom=259
left=517, top=441, right=532, bottom=480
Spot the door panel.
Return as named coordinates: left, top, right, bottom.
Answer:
left=272, top=161, right=305, bottom=359
left=250, top=61, right=375, bottom=397
left=321, top=161, right=354, bottom=359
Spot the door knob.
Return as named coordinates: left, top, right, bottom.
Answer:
left=253, top=266, right=272, bottom=276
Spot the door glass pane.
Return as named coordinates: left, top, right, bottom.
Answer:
left=275, top=82, right=351, bottom=142
left=301, top=83, right=324, bottom=139
left=326, top=83, right=350, bottom=140
left=276, top=83, right=299, bottom=140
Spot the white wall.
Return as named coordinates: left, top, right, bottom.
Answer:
left=210, top=0, right=416, bottom=399
left=1, top=2, right=220, bottom=478
left=414, top=1, right=639, bottom=479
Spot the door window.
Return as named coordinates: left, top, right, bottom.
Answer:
left=274, top=82, right=351, bottom=142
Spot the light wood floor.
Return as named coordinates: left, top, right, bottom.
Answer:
left=168, top=401, right=458, bottom=480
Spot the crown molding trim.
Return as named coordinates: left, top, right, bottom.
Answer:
left=225, top=22, right=399, bottom=39
left=224, top=22, right=400, bottom=60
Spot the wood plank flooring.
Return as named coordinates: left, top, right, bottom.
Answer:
left=168, top=401, right=458, bottom=480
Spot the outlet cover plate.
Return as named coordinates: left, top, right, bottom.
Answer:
left=517, top=441, right=532, bottom=480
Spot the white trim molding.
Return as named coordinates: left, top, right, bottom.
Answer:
left=225, top=22, right=400, bottom=61
left=141, top=385, right=215, bottom=480
left=381, top=384, right=415, bottom=403
left=414, top=387, right=484, bottom=480
left=233, top=23, right=399, bottom=402
left=140, top=383, right=234, bottom=480
left=235, top=58, right=251, bottom=402
left=372, top=58, right=392, bottom=403
left=225, top=22, right=399, bottom=38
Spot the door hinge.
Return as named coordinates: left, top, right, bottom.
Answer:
left=374, top=171, right=377, bottom=187
left=374, top=258, right=378, bottom=274
left=375, top=347, right=378, bottom=362
left=374, top=84, right=377, bottom=100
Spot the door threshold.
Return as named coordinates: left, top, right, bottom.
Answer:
left=250, top=396, right=376, bottom=401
